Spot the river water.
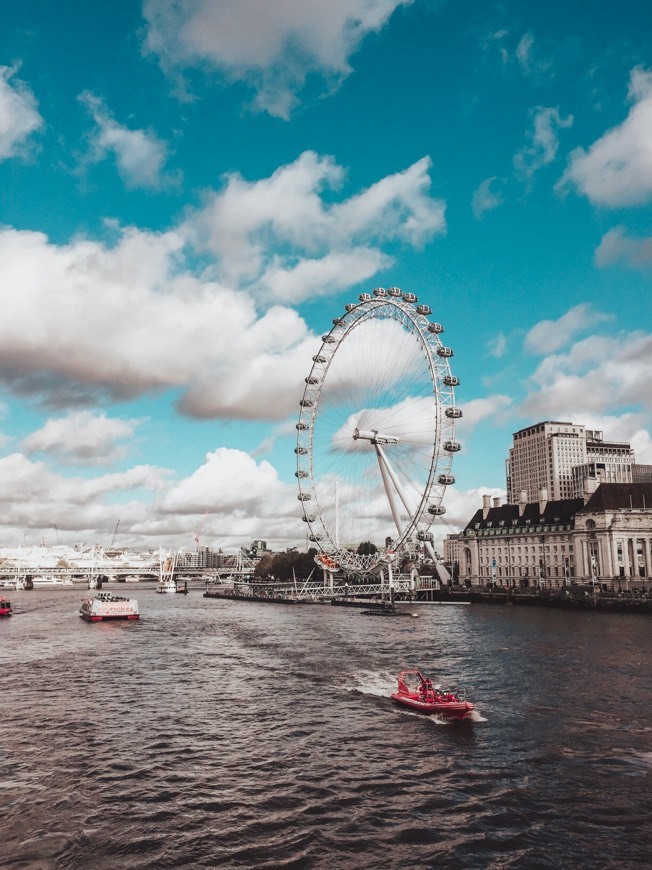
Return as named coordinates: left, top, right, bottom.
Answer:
left=2, top=585, right=651, bottom=869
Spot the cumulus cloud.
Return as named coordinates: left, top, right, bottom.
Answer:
left=185, top=151, right=445, bottom=295
left=0, top=452, right=166, bottom=510
left=514, top=106, right=573, bottom=185
left=457, top=396, right=512, bottom=430
left=0, top=451, right=176, bottom=547
left=21, top=411, right=140, bottom=466
left=472, top=176, right=504, bottom=219
left=0, top=64, right=43, bottom=159
left=524, top=303, right=614, bottom=355
left=0, top=152, right=444, bottom=420
left=79, top=91, right=173, bottom=189
left=0, top=223, right=313, bottom=419
left=595, top=226, right=652, bottom=270
left=560, top=66, right=652, bottom=206
left=159, top=447, right=294, bottom=515
left=520, top=330, right=652, bottom=421
left=142, top=0, right=412, bottom=118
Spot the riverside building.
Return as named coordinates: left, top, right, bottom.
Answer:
left=445, top=483, right=652, bottom=587
left=505, top=421, right=634, bottom=503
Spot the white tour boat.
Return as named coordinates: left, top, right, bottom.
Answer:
left=80, top=591, right=140, bottom=622
left=156, top=551, right=178, bottom=594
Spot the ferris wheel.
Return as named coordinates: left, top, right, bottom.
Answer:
left=295, top=287, right=461, bottom=573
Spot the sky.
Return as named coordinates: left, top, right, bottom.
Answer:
left=1, top=0, right=652, bottom=555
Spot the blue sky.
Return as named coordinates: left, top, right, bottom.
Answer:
left=1, top=0, right=652, bottom=553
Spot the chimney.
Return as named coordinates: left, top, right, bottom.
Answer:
left=583, top=477, right=599, bottom=503
left=493, top=497, right=501, bottom=508
left=538, top=487, right=548, bottom=516
left=519, top=490, right=527, bottom=517
left=482, top=494, right=491, bottom=520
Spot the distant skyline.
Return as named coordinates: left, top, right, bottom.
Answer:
left=1, top=0, right=652, bottom=553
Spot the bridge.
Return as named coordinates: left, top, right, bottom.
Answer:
left=206, top=573, right=445, bottom=600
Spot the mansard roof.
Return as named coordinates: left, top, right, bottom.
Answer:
left=462, top=482, right=652, bottom=534
left=463, top=497, right=584, bottom=532
left=580, top=482, right=652, bottom=512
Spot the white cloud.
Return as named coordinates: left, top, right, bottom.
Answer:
left=21, top=411, right=140, bottom=466
left=514, top=106, right=572, bottom=185
left=142, top=0, right=412, bottom=118
left=0, top=153, right=444, bottom=420
left=515, top=33, right=534, bottom=72
left=0, top=223, right=307, bottom=419
left=595, top=226, right=652, bottom=270
left=486, top=332, right=508, bottom=357
left=560, top=66, right=652, bottom=206
left=457, top=396, right=512, bottom=430
left=259, top=249, right=392, bottom=304
left=472, top=176, right=504, bottom=219
left=524, top=303, right=613, bottom=355
left=185, top=152, right=445, bottom=297
left=0, top=452, right=166, bottom=510
left=520, top=330, right=652, bottom=421
left=79, top=91, right=173, bottom=189
left=159, top=447, right=293, bottom=515
left=0, top=64, right=43, bottom=160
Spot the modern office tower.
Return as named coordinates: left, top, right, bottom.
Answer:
left=506, top=421, right=633, bottom=503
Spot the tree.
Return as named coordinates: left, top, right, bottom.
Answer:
left=356, top=541, right=377, bottom=556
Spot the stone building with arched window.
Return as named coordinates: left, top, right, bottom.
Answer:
left=443, top=483, right=652, bottom=588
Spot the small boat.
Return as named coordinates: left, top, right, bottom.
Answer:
left=391, top=669, right=474, bottom=720
left=361, top=601, right=417, bottom=617
left=0, top=596, right=12, bottom=617
left=156, top=551, right=177, bottom=593
left=80, top=591, right=140, bottom=622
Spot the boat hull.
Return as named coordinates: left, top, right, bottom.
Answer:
left=80, top=613, right=140, bottom=622
left=391, top=692, right=474, bottom=719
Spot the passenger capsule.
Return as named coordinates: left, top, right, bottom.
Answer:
left=428, top=322, right=444, bottom=334
left=443, top=375, right=460, bottom=387
left=402, top=292, right=417, bottom=303
left=373, top=287, right=387, bottom=297
left=417, top=531, right=434, bottom=541
left=299, top=398, right=313, bottom=408
left=387, top=287, right=402, bottom=297
left=322, top=334, right=337, bottom=343
left=294, top=446, right=308, bottom=455
left=437, top=346, right=454, bottom=357
left=309, top=534, right=323, bottom=541
left=427, top=505, right=447, bottom=516
left=345, top=303, right=355, bottom=312
left=333, top=317, right=344, bottom=326
left=296, top=422, right=309, bottom=431
left=416, top=304, right=431, bottom=315
left=358, top=293, right=372, bottom=302
left=445, top=407, right=462, bottom=418
left=312, top=355, right=326, bottom=363
left=295, top=470, right=309, bottom=478
left=443, top=440, right=461, bottom=453
left=438, top=473, right=455, bottom=485
left=297, top=493, right=311, bottom=500
left=302, top=514, right=316, bottom=523
left=305, top=376, right=319, bottom=385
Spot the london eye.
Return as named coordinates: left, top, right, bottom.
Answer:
left=295, top=287, right=461, bottom=573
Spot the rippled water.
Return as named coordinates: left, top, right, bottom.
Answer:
left=2, top=586, right=651, bottom=869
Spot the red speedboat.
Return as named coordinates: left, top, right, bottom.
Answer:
left=0, top=596, right=12, bottom=617
left=391, top=669, right=474, bottom=720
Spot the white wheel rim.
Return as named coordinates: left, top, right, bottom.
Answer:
left=296, top=291, right=459, bottom=572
